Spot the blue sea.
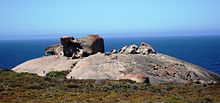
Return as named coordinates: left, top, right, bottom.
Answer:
left=0, top=36, right=220, bottom=74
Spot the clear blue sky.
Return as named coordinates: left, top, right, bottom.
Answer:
left=0, top=0, right=220, bottom=39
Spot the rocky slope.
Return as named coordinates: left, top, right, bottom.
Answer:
left=12, top=34, right=220, bottom=84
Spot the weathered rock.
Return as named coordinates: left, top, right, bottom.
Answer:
left=111, top=49, right=117, bottom=54
left=45, top=34, right=104, bottom=59
left=12, top=56, right=79, bottom=76
left=137, top=42, right=156, bottom=55
left=60, top=36, right=76, bottom=46
left=118, top=46, right=128, bottom=53
left=45, top=44, right=63, bottom=56
left=117, top=42, right=156, bottom=55
left=66, top=53, right=220, bottom=84
left=78, top=34, right=105, bottom=56
left=123, top=44, right=138, bottom=54
left=60, top=36, right=82, bottom=57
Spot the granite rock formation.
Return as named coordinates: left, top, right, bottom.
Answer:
left=45, top=44, right=63, bottom=55
left=117, top=42, right=156, bottom=55
left=13, top=34, right=220, bottom=84
left=12, top=56, right=79, bottom=76
left=45, top=34, right=104, bottom=58
left=137, top=42, right=156, bottom=55
left=66, top=53, right=219, bottom=84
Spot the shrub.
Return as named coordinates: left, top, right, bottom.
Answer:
left=46, top=70, right=70, bottom=78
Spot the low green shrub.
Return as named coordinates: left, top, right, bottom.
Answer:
left=0, top=69, right=220, bottom=103
left=46, top=70, right=70, bottom=78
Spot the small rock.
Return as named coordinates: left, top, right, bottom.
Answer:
left=118, top=46, right=128, bottom=53
left=111, top=49, right=117, bottom=54
left=104, top=52, right=111, bottom=56
left=124, top=44, right=138, bottom=54
left=137, top=42, right=156, bottom=55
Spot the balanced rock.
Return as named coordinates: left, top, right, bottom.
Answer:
left=60, top=36, right=82, bottom=57
left=78, top=34, right=105, bottom=55
left=45, top=34, right=104, bottom=58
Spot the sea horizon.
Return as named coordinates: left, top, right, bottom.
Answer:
left=1, top=33, right=220, bottom=40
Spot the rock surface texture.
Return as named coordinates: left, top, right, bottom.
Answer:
left=13, top=34, right=220, bottom=84
left=45, top=34, right=104, bottom=58
left=13, top=56, right=79, bottom=76
left=66, top=53, right=219, bottom=84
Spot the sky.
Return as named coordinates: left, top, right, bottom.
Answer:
left=0, top=0, right=220, bottom=39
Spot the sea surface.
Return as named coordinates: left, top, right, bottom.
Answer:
left=0, top=36, right=220, bottom=74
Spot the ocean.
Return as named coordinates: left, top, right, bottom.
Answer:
left=0, top=36, right=220, bottom=74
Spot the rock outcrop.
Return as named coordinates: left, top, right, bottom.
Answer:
left=13, top=34, right=220, bottom=84
left=45, top=34, right=104, bottom=58
left=12, top=56, right=79, bottom=76
left=123, top=44, right=139, bottom=54
left=117, top=43, right=156, bottom=55
left=78, top=34, right=105, bottom=55
left=45, top=44, right=63, bottom=55
left=137, top=42, right=156, bottom=55
left=66, top=53, right=219, bottom=84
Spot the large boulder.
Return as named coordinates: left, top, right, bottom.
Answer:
left=45, top=34, right=104, bottom=58
left=60, top=36, right=82, bottom=57
left=66, top=53, right=219, bottom=84
left=78, top=34, right=105, bottom=56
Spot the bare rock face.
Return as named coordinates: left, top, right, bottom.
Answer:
left=45, top=34, right=104, bottom=58
left=66, top=53, right=219, bottom=84
left=12, top=56, right=79, bottom=76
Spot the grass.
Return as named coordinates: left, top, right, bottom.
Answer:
left=0, top=69, right=220, bottom=103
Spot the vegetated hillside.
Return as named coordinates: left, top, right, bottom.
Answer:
left=0, top=69, right=220, bottom=103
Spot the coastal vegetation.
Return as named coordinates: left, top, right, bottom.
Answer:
left=0, top=69, right=220, bottom=103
